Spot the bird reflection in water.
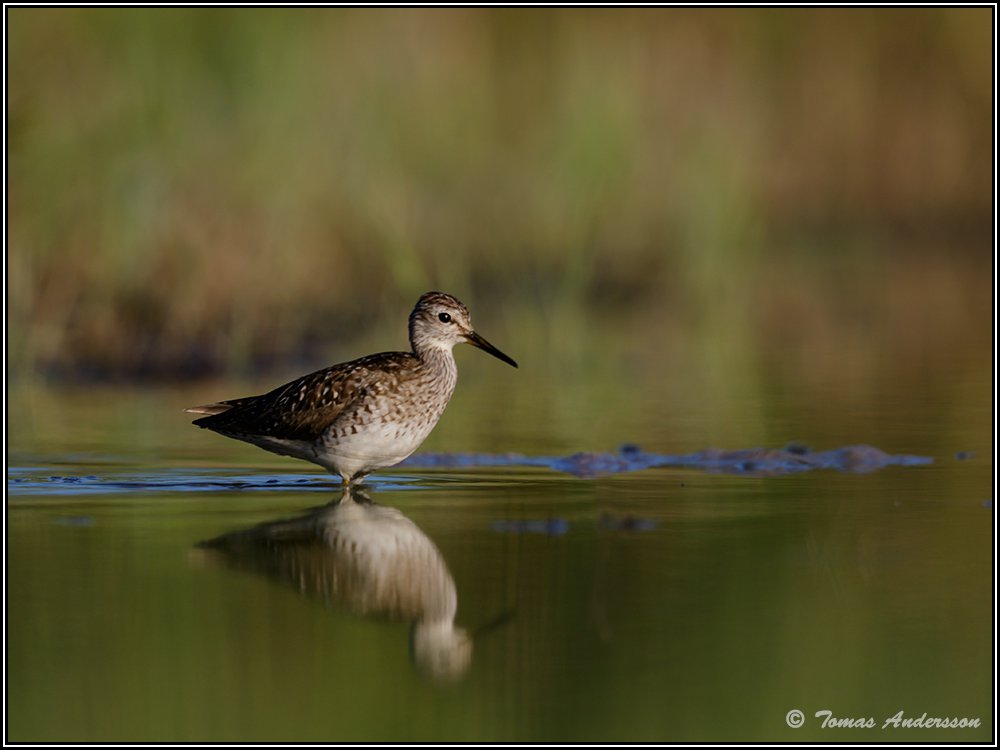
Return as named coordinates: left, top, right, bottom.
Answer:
left=196, top=486, right=481, bottom=681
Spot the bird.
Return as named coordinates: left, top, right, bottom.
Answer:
left=186, top=291, right=517, bottom=484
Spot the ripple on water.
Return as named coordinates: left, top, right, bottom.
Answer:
left=7, top=443, right=934, bottom=498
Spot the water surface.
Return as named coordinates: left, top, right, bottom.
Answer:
left=6, top=345, right=993, bottom=742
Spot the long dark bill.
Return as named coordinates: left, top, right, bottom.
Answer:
left=465, top=331, right=518, bottom=368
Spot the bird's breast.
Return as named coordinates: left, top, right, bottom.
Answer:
left=319, top=369, right=457, bottom=469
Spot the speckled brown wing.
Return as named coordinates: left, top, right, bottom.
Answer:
left=191, top=352, right=418, bottom=442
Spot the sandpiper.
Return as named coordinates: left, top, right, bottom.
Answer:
left=186, top=291, right=517, bottom=483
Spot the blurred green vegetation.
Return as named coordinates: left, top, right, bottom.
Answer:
left=7, top=7, right=993, bottom=380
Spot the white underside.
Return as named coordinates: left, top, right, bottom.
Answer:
left=237, top=419, right=439, bottom=480
left=320, top=423, right=434, bottom=478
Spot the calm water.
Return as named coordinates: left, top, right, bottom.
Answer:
left=6, top=342, right=994, bottom=742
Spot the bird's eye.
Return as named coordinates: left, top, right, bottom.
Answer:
left=438, top=312, right=452, bottom=323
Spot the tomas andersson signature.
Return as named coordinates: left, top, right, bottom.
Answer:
left=785, top=708, right=982, bottom=730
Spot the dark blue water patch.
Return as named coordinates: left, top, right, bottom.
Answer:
left=490, top=514, right=657, bottom=536
left=6, top=467, right=342, bottom=496
left=7, top=444, right=935, bottom=496
left=597, top=513, right=658, bottom=533
left=6, top=466, right=428, bottom=496
left=52, top=515, right=96, bottom=527
left=401, top=444, right=934, bottom=478
left=491, top=518, right=570, bottom=535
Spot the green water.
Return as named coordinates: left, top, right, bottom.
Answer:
left=6, top=341, right=993, bottom=742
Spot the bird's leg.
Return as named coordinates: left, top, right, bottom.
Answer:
left=349, top=470, right=370, bottom=485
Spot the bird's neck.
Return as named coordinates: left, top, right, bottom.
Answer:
left=413, top=342, right=456, bottom=370
left=413, top=343, right=458, bottom=393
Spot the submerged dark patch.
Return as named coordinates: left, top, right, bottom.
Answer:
left=401, top=443, right=934, bottom=478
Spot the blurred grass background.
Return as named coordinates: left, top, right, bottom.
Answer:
left=7, top=7, right=993, bottom=382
